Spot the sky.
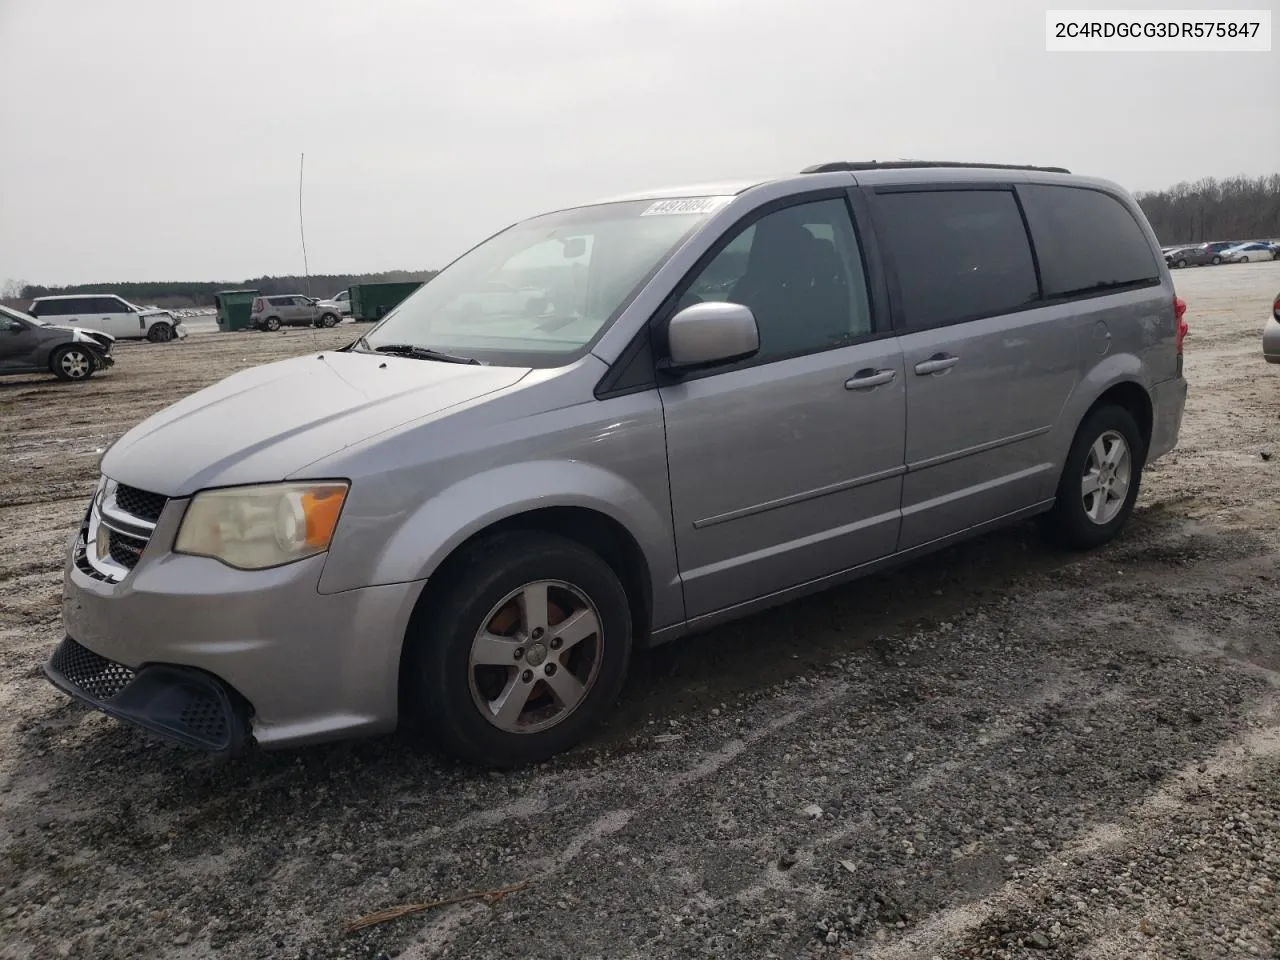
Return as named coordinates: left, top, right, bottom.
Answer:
left=0, top=0, right=1276, bottom=286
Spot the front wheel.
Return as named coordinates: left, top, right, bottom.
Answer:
left=51, top=345, right=96, bottom=382
left=319, top=313, right=338, bottom=328
left=1175, top=258, right=1187, bottom=269
left=1041, top=406, right=1144, bottom=550
left=147, top=322, right=174, bottom=343
left=1212, top=255, right=1222, bottom=265
left=404, top=531, right=633, bottom=767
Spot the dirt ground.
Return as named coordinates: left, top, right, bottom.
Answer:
left=1, top=264, right=1278, bottom=960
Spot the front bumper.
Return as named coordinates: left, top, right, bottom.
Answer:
left=1264, top=317, right=1280, bottom=364
left=45, top=637, right=250, bottom=755
left=55, top=493, right=423, bottom=750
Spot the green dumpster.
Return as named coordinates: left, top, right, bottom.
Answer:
left=349, top=281, right=424, bottom=323
left=213, top=289, right=261, bottom=332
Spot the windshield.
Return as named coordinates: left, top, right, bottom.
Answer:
left=1, top=305, right=42, bottom=327
left=361, top=197, right=730, bottom=366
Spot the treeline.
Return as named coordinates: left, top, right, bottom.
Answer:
left=1136, top=174, right=1280, bottom=245
left=17, top=270, right=438, bottom=307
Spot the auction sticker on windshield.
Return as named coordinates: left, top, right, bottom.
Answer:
left=640, top=196, right=733, bottom=216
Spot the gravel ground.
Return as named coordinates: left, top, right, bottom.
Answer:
left=1, top=263, right=1278, bottom=960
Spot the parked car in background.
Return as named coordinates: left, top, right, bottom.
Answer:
left=0, top=304, right=114, bottom=381
left=28, top=294, right=186, bottom=342
left=249, top=295, right=342, bottom=331
left=1165, top=246, right=1197, bottom=268
left=46, top=160, right=1188, bottom=767
left=1165, top=241, right=1242, bottom=268
left=1264, top=291, right=1280, bottom=364
left=1220, top=242, right=1280, bottom=263
left=325, top=290, right=353, bottom=317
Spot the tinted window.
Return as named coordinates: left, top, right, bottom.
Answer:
left=874, top=190, right=1038, bottom=329
left=1019, top=185, right=1159, bottom=297
left=95, top=297, right=129, bottom=313
left=269, top=296, right=295, bottom=306
left=679, top=198, right=874, bottom=362
left=35, top=300, right=80, bottom=316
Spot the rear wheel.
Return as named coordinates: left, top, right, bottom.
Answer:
left=1212, top=255, right=1222, bottom=265
left=403, top=531, right=632, bottom=767
left=1042, top=406, right=1144, bottom=550
left=264, top=316, right=281, bottom=331
left=51, top=345, right=96, bottom=382
left=146, top=322, right=174, bottom=343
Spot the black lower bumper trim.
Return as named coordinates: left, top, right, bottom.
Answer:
left=45, top=637, right=250, bottom=757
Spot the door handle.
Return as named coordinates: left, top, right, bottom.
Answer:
left=913, top=354, right=960, bottom=376
left=845, top=368, right=897, bottom=391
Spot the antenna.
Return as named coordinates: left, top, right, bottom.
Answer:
left=299, top=151, right=320, bottom=351
left=298, top=152, right=311, bottom=298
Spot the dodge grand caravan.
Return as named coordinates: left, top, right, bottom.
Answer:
left=47, top=161, right=1189, bottom=766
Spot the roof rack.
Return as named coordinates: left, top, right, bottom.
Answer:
left=801, top=160, right=1071, bottom=175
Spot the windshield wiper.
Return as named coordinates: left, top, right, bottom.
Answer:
left=371, top=343, right=481, bottom=365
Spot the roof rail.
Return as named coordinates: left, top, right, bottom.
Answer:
left=801, top=160, right=1071, bottom=175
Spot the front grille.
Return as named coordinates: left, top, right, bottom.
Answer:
left=49, top=638, right=136, bottom=702
left=113, top=484, right=167, bottom=524
left=108, top=533, right=147, bottom=570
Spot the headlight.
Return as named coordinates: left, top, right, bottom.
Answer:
left=174, top=482, right=349, bottom=570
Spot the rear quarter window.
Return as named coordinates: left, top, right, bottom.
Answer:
left=1018, top=185, right=1160, bottom=298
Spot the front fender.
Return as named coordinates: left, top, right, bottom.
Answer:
left=317, top=459, right=683, bottom=628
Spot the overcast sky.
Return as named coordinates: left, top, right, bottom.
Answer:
left=0, top=0, right=1276, bottom=286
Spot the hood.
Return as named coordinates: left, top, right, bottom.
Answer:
left=101, top=351, right=530, bottom=496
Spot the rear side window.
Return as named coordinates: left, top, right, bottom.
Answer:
left=269, top=296, right=294, bottom=306
left=873, top=190, right=1039, bottom=329
left=1018, top=185, right=1159, bottom=297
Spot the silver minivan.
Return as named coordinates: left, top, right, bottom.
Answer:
left=47, top=161, right=1189, bottom=766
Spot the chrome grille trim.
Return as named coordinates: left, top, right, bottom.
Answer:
left=76, top=477, right=165, bottom=583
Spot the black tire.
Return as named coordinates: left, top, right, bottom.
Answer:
left=1041, top=405, right=1145, bottom=550
left=404, top=530, right=633, bottom=767
left=1211, top=255, right=1222, bottom=265
left=147, top=322, right=174, bottom=343
left=1238, top=256, right=1249, bottom=264
left=50, top=345, right=96, bottom=382
left=1175, top=258, right=1187, bottom=269
left=319, top=313, right=338, bottom=328
left=264, top=316, right=281, bottom=331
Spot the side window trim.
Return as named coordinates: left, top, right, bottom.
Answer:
left=862, top=184, right=1044, bottom=334
left=595, top=188, right=890, bottom=397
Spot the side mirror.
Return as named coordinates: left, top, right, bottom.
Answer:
left=665, top=301, right=759, bottom=371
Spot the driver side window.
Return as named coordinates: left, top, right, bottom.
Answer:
left=679, top=198, right=873, bottom=363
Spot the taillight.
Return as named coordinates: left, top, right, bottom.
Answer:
left=1273, top=295, right=1280, bottom=322
left=1174, top=296, right=1188, bottom=353
left=252, top=298, right=265, bottom=312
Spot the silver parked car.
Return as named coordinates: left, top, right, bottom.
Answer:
left=1264, top=291, right=1280, bottom=364
left=0, top=305, right=114, bottom=381
left=48, top=161, right=1189, bottom=766
left=249, top=294, right=342, bottom=330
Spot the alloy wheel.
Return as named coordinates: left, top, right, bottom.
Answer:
left=468, top=580, right=604, bottom=734
left=1081, top=429, right=1131, bottom=525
